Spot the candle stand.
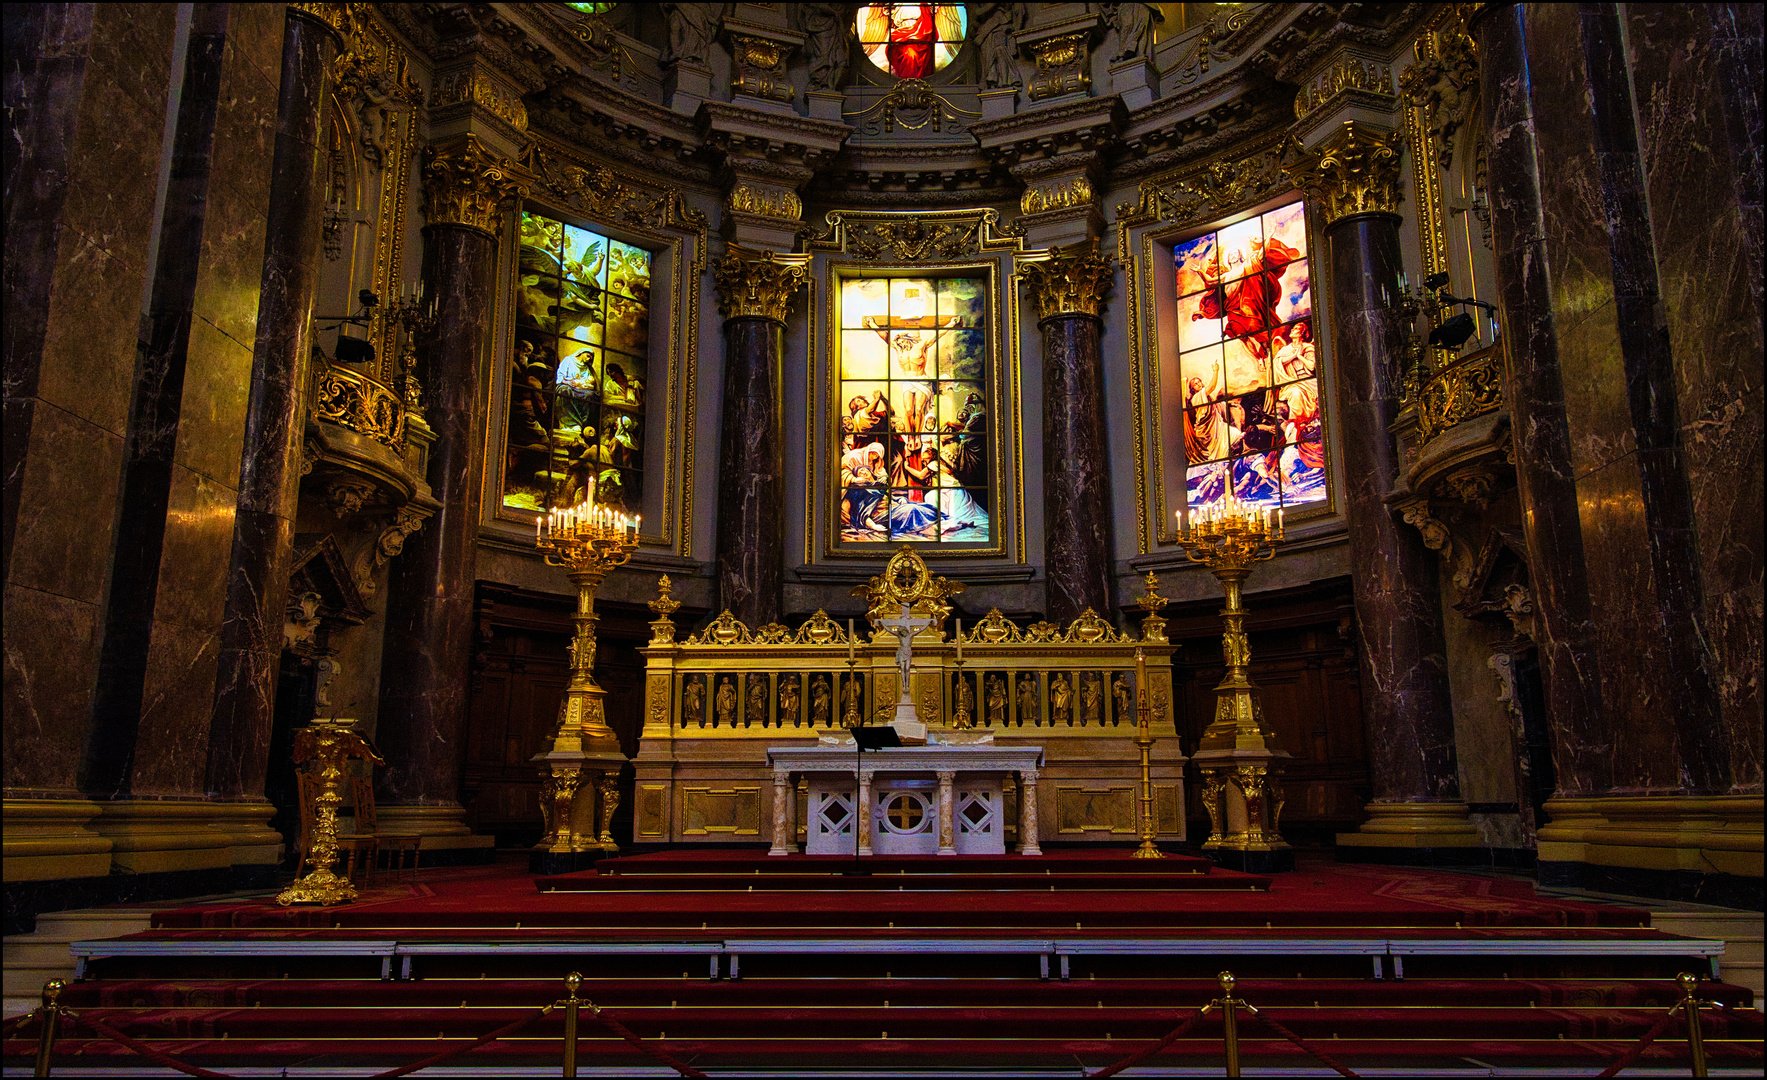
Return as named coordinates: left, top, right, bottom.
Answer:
left=277, top=718, right=384, bottom=906
left=1180, top=498, right=1294, bottom=873
left=531, top=493, right=640, bottom=874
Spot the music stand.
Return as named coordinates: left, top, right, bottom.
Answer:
left=844, top=726, right=901, bottom=876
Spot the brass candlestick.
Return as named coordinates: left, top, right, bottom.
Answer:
left=1179, top=498, right=1293, bottom=869
left=1132, top=647, right=1164, bottom=859
left=533, top=489, right=639, bottom=857
left=278, top=718, right=384, bottom=906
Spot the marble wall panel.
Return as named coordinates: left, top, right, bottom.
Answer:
left=178, top=277, right=258, bottom=486
left=2, top=584, right=105, bottom=792
left=131, top=620, right=222, bottom=795
left=1625, top=2, right=1764, bottom=791
left=151, top=464, right=237, bottom=633
left=1437, top=580, right=1519, bottom=806
left=6, top=405, right=126, bottom=606
left=32, top=235, right=148, bottom=440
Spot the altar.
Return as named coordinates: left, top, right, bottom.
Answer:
left=766, top=742, right=1045, bottom=856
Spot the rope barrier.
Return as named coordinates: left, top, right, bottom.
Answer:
left=1085, top=1007, right=1206, bottom=1078
left=0, top=1010, right=37, bottom=1039
left=58, top=1011, right=235, bottom=1079
left=582, top=998, right=710, bottom=1078
left=1247, top=1010, right=1361, bottom=1079
left=369, top=1002, right=555, bottom=1079
left=1592, top=1005, right=1688, bottom=1079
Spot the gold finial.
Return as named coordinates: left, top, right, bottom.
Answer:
left=1677, top=971, right=1700, bottom=995
left=1134, top=571, right=1170, bottom=613
left=565, top=971, right=583, bottom=993
left=649, top=574, right=681, bottom=618
left=42, top=979, right=65, bottom=1005
left=1217, top=970, right=1236, bottom=994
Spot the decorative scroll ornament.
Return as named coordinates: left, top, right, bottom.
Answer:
left=963, top=608, right=1024, bottom=643
left=690, top=610, right=755, bottom=645
left=420, top=134, right=529, bottom=236
left=648, top=574, right=682, bottom=645
left=355, top=506, right=428, bottom=598
left=1284, top=121, right=1404, bottom=224
left=1017, top=241, right=1114, bottom=321
left=726, top=184, right=804, bottom=223
left=1065, top=609, right=1127, bottom=644
left=314, top=362, right=404, bottom=447
left=730, top=33, right=795, bottom=103
left=793, top=610, right=849, bottom=645
left=287, top=2, right=358, bottom=42
left=842, top=78, right=980, bottom=136
left=1027, top=32, right=1091, bottom=101
left=1415, top=346, right=1505, bottom=445
left=852, top=546, right=966, bottom=629
left=1020, top=176, right=1094, bottom=216
left=1116, top=133, right=1293, bottom=231
left=805, top=208, right=1024, bottom=262
left=1294, top=55, right=1396, bottom=122
left=712, top=245, right=810, bottom=323
left=430, top=66, right=527, bottom=134
left=522, top=143, right=709, bottom=233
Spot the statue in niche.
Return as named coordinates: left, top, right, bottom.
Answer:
left=811, top=675, right=832, bottom=727
left=986, top=674, right=1006, bottom=726
left=953, top=674, right=975, bottom=727
left=746, top=673, right=769, bottom=727
left=841, top=673, right=863, bottom=727
left=1080, top=675, right=1101, bottom=725
left=1050, top=674, right=1073, bottom=725
left=660, top=3, right=719, bottom=67
left=800, top=3, right=850, bottom=92
left=1112, top=673, right=1132, bottom=726
left=780, top=675, right=802, bottom=727
left=715, top=676, right=736, bottom=727
left=972, top=3, right=1025, bottom=88
left=685, top=676, right=706, bottom=728
left=1105, top=3, right=1163, bottom=63
left=1016, top=673, right=1038, bottom=726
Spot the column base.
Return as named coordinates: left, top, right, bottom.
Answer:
left=1336, top=801, right=1486, bottom=866
left=2, top=799, right=113, bottom=882
left=1536, top=795, right=1762, bottom=906
left=375, top=805, right=496, bottom=866
left=528, top=848, right=604, bottom=876
left=1209, top=847, right=1295, bottom=874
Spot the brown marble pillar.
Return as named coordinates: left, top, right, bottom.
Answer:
left=1018, top=244, right=1115, bottom=625
left=1288, top=125, right=1476, bottom=855
left=204, top=5, right=341, bottom=798
left=374, top=138, right=526, bottom=819
left=1471, top=2, right=1612, bottom=794
left=711, top=247, right=807, bottom=628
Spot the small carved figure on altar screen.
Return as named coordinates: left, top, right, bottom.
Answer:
left=1050, top=674, right=1073, bottom=725
left=1112, top=673, right=1132, bottom=726
left=1080, top=674, right=1101, bottom=725
left=953, top=673, right=975, bottom=726
left=811, top=675, right=832, bottom=726
left=986, top=674, right=1007, bottom=726
left=841, top=673, right=863, bottom=726
left=1017, top=673, right=1038, bottom=726
left=715, top=676, right=736, bottom=727
left=746, top=673, right=769, bottom=727
left=684, top=676, right=706, bottom=728
left=780, top=675, right=802, bottom=727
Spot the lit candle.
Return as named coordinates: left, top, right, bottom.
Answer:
left=1135, top=647, right=1148, bottom=727
left=955, top=619, right=963, bottom=661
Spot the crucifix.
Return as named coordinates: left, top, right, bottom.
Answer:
left=876, top=601, right=933, bottom=725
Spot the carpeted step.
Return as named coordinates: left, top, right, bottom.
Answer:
left=536, top=869, right=1263, bottom=892
left=583, top=849, right=1223, bottom=877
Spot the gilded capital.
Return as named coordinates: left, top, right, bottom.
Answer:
left=1017, top=242, right=1114, bottom=321
left=420, top=135, right=530, bottom=236
left=1284, top=121, right=1404, bottom=225
left=712, top=245, right=810, bottom=323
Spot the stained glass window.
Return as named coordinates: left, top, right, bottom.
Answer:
left=562, top=3, right=615, bottom=14
left=856, top=4, right=968, bottom=79
left=1174, top=199, right=1324, bottom=515
left=839, top=277, right=989, bottom=544
left=504, top=210, right=650, bottom=515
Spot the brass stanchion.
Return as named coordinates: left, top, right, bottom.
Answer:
left=1677, top=972, right=1710, bottom=1078
left=560, top=971, right=584, bottom=1078
left=32, top=979, right=65, bottom=1078
left=1200, top=970, right=1256, bottom=1079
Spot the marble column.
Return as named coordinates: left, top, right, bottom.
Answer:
left=1017, top=768, right=1042, bottom=856
left=205, top=5, right=341, bottom=798
left=769, top=767, right=793, bottom=856
left=711, top=247, right=807, bottom=628
left=856, top=767, right=874, bottom=856
left=937, top=770, right=956, bottom=855
left=374, top=138, right=526, bottom=828
left=1471, top=3, right=1612, bottom=794
left=1018, top=244, right=1115, bottom=624
left=1288, top=124, right=1478, bottom=855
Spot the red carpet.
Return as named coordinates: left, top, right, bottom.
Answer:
left=7, top=851, right=1759, bottom=1074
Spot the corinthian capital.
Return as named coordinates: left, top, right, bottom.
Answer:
left=712, top=246, right=810, bottom=323
left=1284, top=121, right=1404, bottom=225
left=420, top=135, right=530, bottom=236
left=1016, top=241, right=1114, bottom=321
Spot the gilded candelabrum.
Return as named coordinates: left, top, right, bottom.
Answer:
left=277, top=717, right=384, bottom=906
left=1179, top=498, right=1293, bottom=868
left=534, top=489, right=639, bottom=856
left=1130, top=572, right=1172, bottom=859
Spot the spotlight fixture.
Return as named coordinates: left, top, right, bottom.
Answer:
left=1423, top=271, right=1451, bottom=291
left=334, top=335, right=376, bottom=368
left=358, top=289, right=380, bottom=309
left=1428, top=312, right=1477, bottom=348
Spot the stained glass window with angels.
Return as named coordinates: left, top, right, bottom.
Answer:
left=838, top=277, right=990, bottom=544
left=1173, top=199, right=1325, bottom=515
left=504, top=210, right=650, bottom=515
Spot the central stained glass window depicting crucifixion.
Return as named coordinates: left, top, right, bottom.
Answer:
left=838, top=277, right=990, bottom=545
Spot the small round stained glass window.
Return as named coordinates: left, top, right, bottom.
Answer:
left=856, top=4, right=969, bottom=80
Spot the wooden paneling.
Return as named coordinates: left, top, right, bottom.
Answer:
left=1168, top=577, right=1370, bottom=840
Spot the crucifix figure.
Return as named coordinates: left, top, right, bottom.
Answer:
left=875, top=601, right=934, bottom=724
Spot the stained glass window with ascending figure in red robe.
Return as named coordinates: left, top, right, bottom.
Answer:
left=857, top=5, right=968, bottom=79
